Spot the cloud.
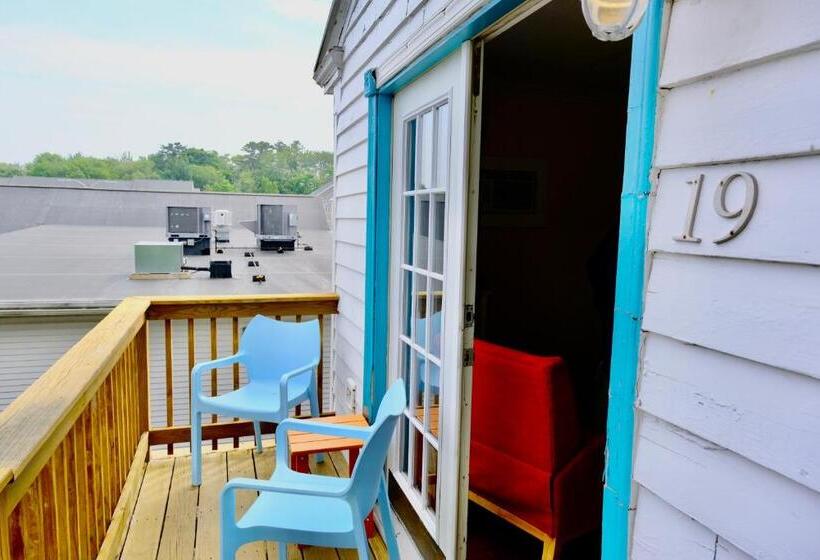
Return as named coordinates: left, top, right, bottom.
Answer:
left=0, top=24, right=333, bottom=159
left=0, top=24, right=315, bottom=102
left=268, top=0, right=331, bottom=25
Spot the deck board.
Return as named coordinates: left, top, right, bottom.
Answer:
left=118, top=446, right=387, bottom=560
left=156, top=455, right=198, bottom=559
left=193, top=450, right=227, bottom=560
left=121, top=458, right=174, bottom=559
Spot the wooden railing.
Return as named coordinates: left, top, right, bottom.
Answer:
left=0, top=293, right=338, bottom=559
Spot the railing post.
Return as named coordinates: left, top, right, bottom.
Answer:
left=0, top=487, right=13, bottom=560
left=136, top=323, right=150, bottom=437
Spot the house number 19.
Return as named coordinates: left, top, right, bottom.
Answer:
left=674, top=172, right=759, bottom=244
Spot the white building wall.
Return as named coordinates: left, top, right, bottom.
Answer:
left=0, top=314, right=106, bottom=410
left=329, top=0, right=487, bottom=412
left=632, top=1, right=820, bottom=558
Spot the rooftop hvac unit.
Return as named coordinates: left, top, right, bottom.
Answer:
left=212, top=209, right=232, bottom=243
left=257, top=204, right=297, bottom=251
left=167, top=206, right=211, bottom=255
left=133, top=242, right=183, bottom=274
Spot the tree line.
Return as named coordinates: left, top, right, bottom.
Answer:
left=0, top=141, right=333, bottom=195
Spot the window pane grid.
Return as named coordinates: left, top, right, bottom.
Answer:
left=400, top=264, right=444, bottom=281
left=397, top=99, right=449, bottom=515
left=399, top=335, right=442, bottom=368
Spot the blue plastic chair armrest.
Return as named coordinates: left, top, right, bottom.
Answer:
left=191, top=353, right=243, bottom=400
left=277, top=360, right=320, bottom=414
left=222, top=476, right=346, bottom=499
left=274, top=418, right=371, bottom=465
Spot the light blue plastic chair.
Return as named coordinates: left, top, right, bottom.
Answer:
left=191, top=314, right=321, bottom=486
left=219, top=380, right=406, bottom=559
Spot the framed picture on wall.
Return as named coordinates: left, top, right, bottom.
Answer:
left=479, top=157, right=547, bottom=227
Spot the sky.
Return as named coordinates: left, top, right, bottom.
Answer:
left=0, top=0, right=334, bottom=163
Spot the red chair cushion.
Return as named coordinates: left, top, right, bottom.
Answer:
left=469, top=339, right=581, bottom=515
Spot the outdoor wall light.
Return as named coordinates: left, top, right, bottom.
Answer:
left=581, top=0, right=648, bottom=41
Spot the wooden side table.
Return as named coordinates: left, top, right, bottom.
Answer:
left=286, top=413, right=376, bottom=536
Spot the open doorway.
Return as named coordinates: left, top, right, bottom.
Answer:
left=466, top=1, right=631, bottom=558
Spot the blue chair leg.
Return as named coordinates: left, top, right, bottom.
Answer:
left=253, top=421, right=263, bottom=453
left=277, top=542, right=288, bottom=560
left=309, top=387, right=320, bottom=417
left=220, top=488, right=237, bottom=560
left=354, top=522, right=370, bottom=559
left=309, top=389, right=325, bottom=463
left=220, top=537, right=237, bottom=560
left=192, top=410, right=202, bottom=486
left=379, top=474, right=400, bottom=560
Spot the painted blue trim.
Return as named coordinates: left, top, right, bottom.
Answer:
left=362, top=70, right=393, bottom=417
left=601, top=1, right=664, bottom=559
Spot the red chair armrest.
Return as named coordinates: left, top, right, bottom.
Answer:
left=552, top=435, right=605, bottom=543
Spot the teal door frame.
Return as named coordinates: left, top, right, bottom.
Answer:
left=600, top=1, right=664, bottom=558
left=360, top=2, right=664, bottom=558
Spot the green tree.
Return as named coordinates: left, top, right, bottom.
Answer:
left=0, top=162, right=24, bottom=177
left=1, top=139, right=333, bottom=194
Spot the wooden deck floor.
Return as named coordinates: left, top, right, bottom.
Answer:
left=119, top=445, right=387, bottom=560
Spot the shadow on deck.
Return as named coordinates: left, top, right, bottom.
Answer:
left=120, top=446, right=387, bottom=560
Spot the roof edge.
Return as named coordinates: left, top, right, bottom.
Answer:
left=313, top=0, right=353, bottom=92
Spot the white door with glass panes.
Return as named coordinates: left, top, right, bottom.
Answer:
left=388, top=43, right=473, bottom=558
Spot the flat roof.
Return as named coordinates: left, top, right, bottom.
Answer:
left=0, top=176, right=196, bottom=192
left=0, top=224, right=331, bottom=307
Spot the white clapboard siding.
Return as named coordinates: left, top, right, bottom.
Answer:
left=341, top=0, right=396, bottom=71
left=335, top=241, right=366, bottom=275
left=714, top=540, right=756, bottom=560
left=336, top=142, right=368, bottom=176
left=336, top=313, right=365, bottom=354
left=344, top=0, right=373, bottom=44
left=634, top=414, right=820, bottom=560
left=337, top=130, right=368, bottom=159
left=649, top=155, right=820, bottom=265
left=337, top=286, right=366, bottom=331
left=338, top=3, right=417, bottom=105
left=660, top=0, right=820, bottom=88
left=377, top=0, right=484, bottom=84
left=335, top=324, right=365, bottom=376
left=641, top=5, right=820, bottom=549
left=338, top=0, right=424, bottom=104
left=0, top=314, right=106, bottom=411
left=337, top=96, right=368, bottom=136
left=639, top=333, right=820, bottom=492
left=336, top=219, right=367, bottom=246
left=335, top=192, right=368, bottom=219
left=335, top=262, right=367, bottom=302
left=336, top=167, right=368, bottom=198
left=633, top=487, right=723, bottom=560
left=642, top=252, right=820, bottom=380
left=633, top=487, right=753, bottom=560
left=654, top=47, right=820, bottom=168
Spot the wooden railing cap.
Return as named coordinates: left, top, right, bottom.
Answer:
left=0, top=297, right=149, bottom=487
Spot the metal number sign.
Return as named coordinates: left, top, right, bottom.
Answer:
left=674, top=172, right=759, bottom=244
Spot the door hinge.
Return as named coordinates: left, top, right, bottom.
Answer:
left=464, top=304, right=474, bottom=328
left=463, top=347, right=475, bottom=367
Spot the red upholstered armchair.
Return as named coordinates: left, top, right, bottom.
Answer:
left=469, top=339, right=604, bottom=559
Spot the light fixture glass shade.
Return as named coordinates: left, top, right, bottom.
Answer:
left=581, top=0, right=649, bottom=41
